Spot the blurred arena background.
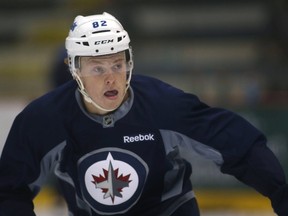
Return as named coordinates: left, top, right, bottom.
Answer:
left=0, top=0, right=287, bottom=215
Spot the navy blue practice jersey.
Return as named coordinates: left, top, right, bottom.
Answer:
left=0, top=75, right=287, bottom=216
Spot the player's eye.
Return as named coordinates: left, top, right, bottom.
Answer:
left=92, top=66, right=106, bottom=74
left=112, top=63, right=124, bottom=72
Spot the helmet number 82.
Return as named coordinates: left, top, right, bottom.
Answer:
left=92, top=21, right=107, bottom=28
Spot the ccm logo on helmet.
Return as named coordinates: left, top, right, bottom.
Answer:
left=123, top=133, right=155, bottom=143
left=95, top=39, right=114, bottom=45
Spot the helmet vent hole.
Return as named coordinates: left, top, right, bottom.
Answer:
left=83, top=42, right=89, bottom=46
left=81, top=35, right=86, bottom=38
left=117, top=37, right=122, bottom=42
left=92, top=30, right=110, bottom=34
left=76, top=42, right=81, bottom=44
left=95, top=49, right=99, bottom=53
left=111, top=47, right=114, bottom=51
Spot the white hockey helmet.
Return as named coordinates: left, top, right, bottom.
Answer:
left=65, top=12, right=132, bottom=75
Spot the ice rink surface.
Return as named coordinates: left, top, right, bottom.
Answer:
left=35, top=207, right=276, bottom=216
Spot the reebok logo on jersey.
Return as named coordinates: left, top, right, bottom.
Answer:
left=123, top=133, right=155, bottom=143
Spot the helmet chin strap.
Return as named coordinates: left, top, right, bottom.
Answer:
left=73, top=71, right=131, bottom=114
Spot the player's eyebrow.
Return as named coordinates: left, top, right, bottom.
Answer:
left=86, top=55, right=125, bottom=64
left=90, top=57, right=124, bottom=62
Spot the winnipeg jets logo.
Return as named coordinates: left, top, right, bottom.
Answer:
left=84, top=152, right=140, bottom=206
left=78, top=148, right=148, bottom=214
left=91, top=158, right=131, bottom=203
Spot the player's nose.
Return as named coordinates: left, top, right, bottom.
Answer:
left=104, top=70, right=115, bottom=85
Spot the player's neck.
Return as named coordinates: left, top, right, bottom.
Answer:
left=83, top=92, right=130, bottom=116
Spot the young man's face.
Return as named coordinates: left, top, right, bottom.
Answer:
left=77, top=51, right=128, bottom=114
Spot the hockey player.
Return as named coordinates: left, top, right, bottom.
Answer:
left=0, top=12, right=287, bottom=216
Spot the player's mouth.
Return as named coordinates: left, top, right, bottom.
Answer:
left=104, top=90, right=118, bottom=99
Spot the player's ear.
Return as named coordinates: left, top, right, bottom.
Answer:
left=64, top=58, right=68, bottom=65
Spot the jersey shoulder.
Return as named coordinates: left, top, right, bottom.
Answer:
left=19, top=81, right=78, bottom=121
left=129, top=74, right=209, bottom=128
left=130, top=74, right=201, bottom=108
left=131, top=74, right=184, bottom=98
